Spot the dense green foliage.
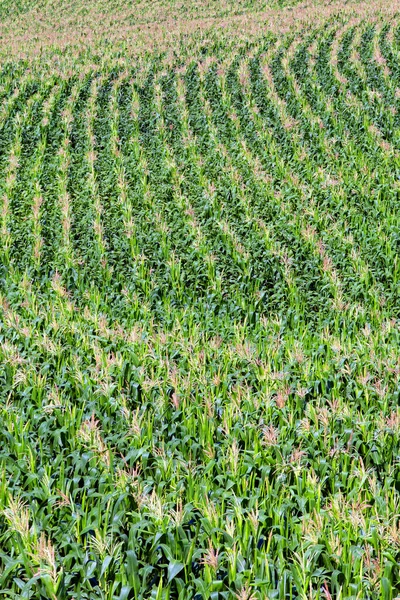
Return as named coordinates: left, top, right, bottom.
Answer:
left=1, top=5, right=400, bottom=599
left=0, top=0, right=318, bottom=22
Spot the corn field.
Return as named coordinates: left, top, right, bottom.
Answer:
left=1, top=0, right=400, bottom=598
